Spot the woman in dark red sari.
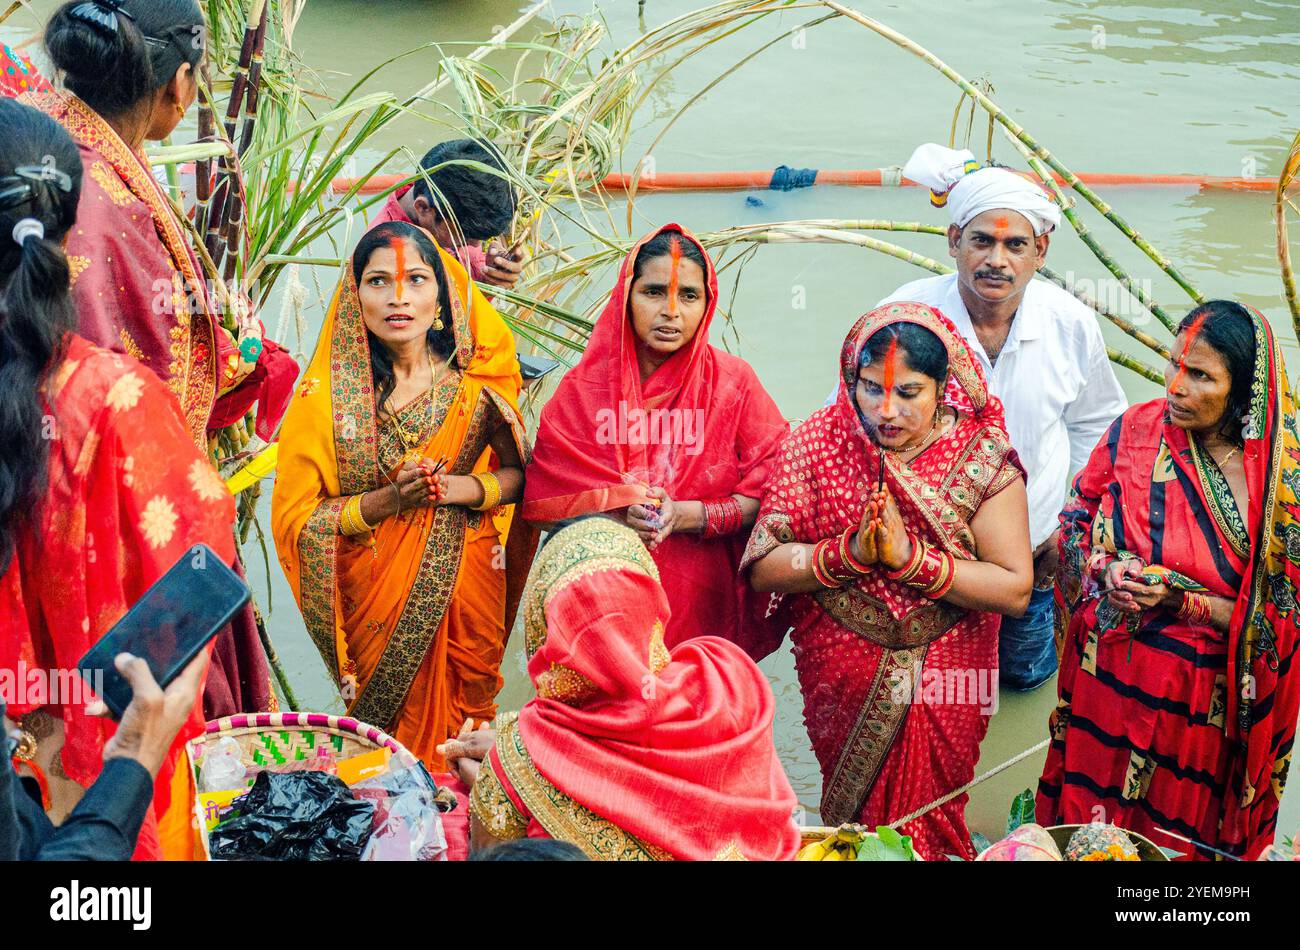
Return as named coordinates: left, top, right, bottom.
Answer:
left=1038, top=301, right=1300, bottom=861
left=743, top=302, right=1032, bottom=860
left=28, top=1, right=299, bottom=716
left=523, top=224, right=789, bottom=658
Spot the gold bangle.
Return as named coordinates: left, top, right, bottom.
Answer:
left=340, top=494, right=374, bottom=537
left=472, top=472, right=502, bottom=512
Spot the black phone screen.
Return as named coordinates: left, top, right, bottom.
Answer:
left=76, top=544, right=250, bottom=717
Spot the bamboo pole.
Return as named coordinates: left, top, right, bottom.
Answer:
left=818, top=0, right=1208, bottom=308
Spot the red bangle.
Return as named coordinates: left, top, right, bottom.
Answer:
left=811, top=541, right=841, bottom=589
left=702, top=496, right=743, bottom=539
left=886, top=537, right=955, bottom=599
left=1177, top=590, right=1211, bottom=626
left=840, top=528, right=872, bottom=574
left=816, top=534, right=870, bottom=587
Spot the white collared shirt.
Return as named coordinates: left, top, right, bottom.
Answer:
left=863, top=274, right=1129, bottom=548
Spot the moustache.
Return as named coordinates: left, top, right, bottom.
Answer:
left=974, top=271, right=1012, bottom=282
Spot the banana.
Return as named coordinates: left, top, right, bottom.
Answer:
left=796, top=838, right=833, bottom=861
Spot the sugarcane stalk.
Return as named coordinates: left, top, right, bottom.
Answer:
left=206, top=0, right=266, bottom=268
left=215, top=4, right=269, bottom=286
left=999, top=125, right=1177, bottom=334
left=1276, top=129, right=1300, bottom=335
left=252, top=597, right=300, bottom=711
left=195, top=61, right=216, bottom=237
left=1038, top=265, right=1170, bottom=359
left=237, top=4, right=270, bottom=158
left=819, top=0, right=1208, bottom=308
left=701, top=223, right=1164, bottom=380
left=1107, top=346, right=1163, bottom=384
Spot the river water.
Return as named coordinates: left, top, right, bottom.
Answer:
left=6, top=0, right=1299, bottom=845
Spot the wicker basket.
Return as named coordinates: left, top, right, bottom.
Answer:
left=797, top=824, right=927, bottom=860
left=186, top=712, right=426, bottom=859
left=1046, top=824, right=1170, bottom=862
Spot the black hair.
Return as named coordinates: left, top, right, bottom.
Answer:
left=470, top=839, right=588, bottom=861
left=411, top=139, right=516, bottom=241
left=351, top=221, right=458, bottom=413
left=0, top=100, right=84, bottom=573
left=45, top=0, right=205, bottom=117
left=1178, top=300, right=1256, bottom=446
left=631, top=230, right=708, bottom=289
left=858, top=321, right=950, bottom=383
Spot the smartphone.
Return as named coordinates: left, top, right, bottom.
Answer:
left=76, top=544, right=250, bottom=718
left=517, top=352, right=561, bottom=382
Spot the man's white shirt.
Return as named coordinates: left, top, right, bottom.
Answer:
left=835, top=273, right=1129, bottom=548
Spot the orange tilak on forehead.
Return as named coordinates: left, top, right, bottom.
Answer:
left=389, top=236, right=407, bottom=302
left=666, top=235, right=682, bottom=308
left=992, top=216, right=1010, bottom=237
left=881, top=336, right=899, bottom=414
left=1171, top=312, right=1208, bottom=389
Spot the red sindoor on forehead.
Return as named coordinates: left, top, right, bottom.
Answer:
left=666, top=235, right=682, bottom=310
left=1170, top=311, right=1208, bottom=390
left=389, top=236, right=407, bottom=302
left=881, top=336, right=899, bottom=415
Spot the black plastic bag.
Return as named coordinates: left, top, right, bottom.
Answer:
left=209, top=770, right=375, bottom=861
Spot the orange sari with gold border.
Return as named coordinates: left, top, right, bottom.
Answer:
left=272, top=245, right=535, bottom=770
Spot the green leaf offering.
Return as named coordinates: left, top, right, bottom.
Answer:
left=856, top=826, right=916, bottom=861
left=1006, top=788, right=1036, bottom=835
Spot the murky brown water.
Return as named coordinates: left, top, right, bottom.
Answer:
left=7, top=0, right=1299, bottom=844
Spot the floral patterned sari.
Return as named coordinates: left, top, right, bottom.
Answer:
left=0, top=336, right=238, bottom=859
left=1037, top=307, right=1300, bottom=860
left=741, top=302, right=1024, bottom=860
left=272, top=244, right=535, bottom=770
left=26, top=89, right=281, bottom=717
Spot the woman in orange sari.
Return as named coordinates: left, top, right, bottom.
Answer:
left=0, top=99, right=233, bottom=859
left=29, top=0, right=299, bottom=716
left=273, top=221, right=535, bottom=770
left=468, top=516, right=801, bottom=861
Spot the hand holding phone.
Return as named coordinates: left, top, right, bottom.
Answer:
left=89, top=651, right=208, bottom=779
left=77, top=544, right=249, bottom=719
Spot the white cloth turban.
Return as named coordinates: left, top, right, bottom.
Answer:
left=902, top=143, right=1061, bottom=236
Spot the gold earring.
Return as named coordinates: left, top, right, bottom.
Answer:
left=174, top=102, right=185, bottom=118
left=431, top=308, right=444, bottom=331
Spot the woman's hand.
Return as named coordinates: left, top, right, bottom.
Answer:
left=1104, top=560, right=1177, bottom=614
left=393, top=460, right=436, bottom=511
left=853, top=495, right=880, bottom=566
left=874, top=486, right=914, bottom=572
left=436, top=718, right=496, bottom=789
left=627, top=487, right=674, bottom=548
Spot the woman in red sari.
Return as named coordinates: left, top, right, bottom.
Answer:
left=743, top=302, right=1032, bottom=859
left=29, top=0, right=299, bottom=716
left=523, top=224, right=789, bottom=658
left=1037, top=301, right=1300, bottom=861
left=0, top=99, right=235, bottom=859
left=467, top=516, right=801, bottom=860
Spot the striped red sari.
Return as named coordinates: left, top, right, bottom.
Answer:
left=1038, top=308, right=1300, bottom=860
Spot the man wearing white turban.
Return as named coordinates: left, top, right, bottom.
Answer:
left=862, top=143, right=1126, bottom=690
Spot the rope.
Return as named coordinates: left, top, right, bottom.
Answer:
left=886, top=737, right=1050, bottom=830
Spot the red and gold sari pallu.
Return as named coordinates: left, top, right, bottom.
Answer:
left=742, top=302, right=1025, bottom=860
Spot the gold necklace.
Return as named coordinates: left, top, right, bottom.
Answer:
left=387, top=351, right=443, bottom=461
left=883, top=409, right=945, bottom=457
